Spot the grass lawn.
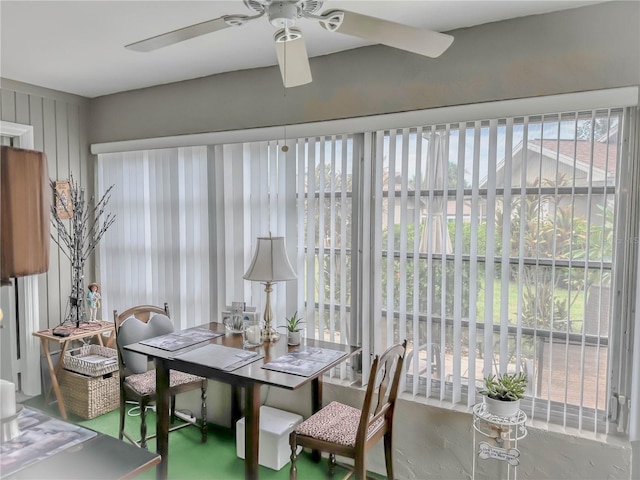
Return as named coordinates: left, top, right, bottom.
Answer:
left=475, top=279, right=585, bottom=330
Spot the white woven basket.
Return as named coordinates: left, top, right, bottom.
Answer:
left=63, top=345, right=119, bottom=377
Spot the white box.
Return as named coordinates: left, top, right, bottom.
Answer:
left=236, top=405, right=303, bottom=471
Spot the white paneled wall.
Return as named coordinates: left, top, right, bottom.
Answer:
left=0, top=80, right=91, bottom=330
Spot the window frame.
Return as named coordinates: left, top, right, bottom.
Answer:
left=358, top=109, right=631, bottom=433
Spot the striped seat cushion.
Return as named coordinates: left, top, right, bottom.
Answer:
left=124, top=369, right=204, bottom=396
left=293, top=401, right=383, bottom=447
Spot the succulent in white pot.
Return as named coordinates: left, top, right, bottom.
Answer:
left=279, top=311, right=305, bottom=346
left=479, top=372, right=527, bottom=418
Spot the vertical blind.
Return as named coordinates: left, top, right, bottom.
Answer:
left=208, top=141, right=298, bottom=322
left=98, top=137, right=357, bottom=360
left=209, top=136, right=357, bottom=383
left=97, top=147, right=210, bottom=329
left=94, top=97, right=637, bottom=433
left=372, top=109, right=625, bottom=431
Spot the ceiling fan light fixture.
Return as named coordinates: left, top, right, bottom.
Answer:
left=267, top=2, right=301, bottom=28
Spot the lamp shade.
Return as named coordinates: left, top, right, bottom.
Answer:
left=244, top=237, right=296, bottom=282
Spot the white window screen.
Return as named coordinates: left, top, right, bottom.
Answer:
left=371, top=109, right=624, bottom=431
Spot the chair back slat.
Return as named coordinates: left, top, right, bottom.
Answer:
left=373, top=352, right=401, bottom=414
left=356, top=340, right=407, bottom=445
left=114, top=303, right=170, bottom=329
left=113, top=303, right=171, bottom=374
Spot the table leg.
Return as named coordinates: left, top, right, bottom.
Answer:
left=42, top=340, right=54, bottom=402
left=311, top=377, right=323, bottom=462
left=311, top=377, right=322, bottom=413
left=245, top=384, right=261, bottom=480
left=55, top=341, right=70, bottom=377
left=41, top=338, right=68, bottom=420
left=105, top=328, right=116, bottom=348
left=155, top=359, right=170, bottom=480
left=231, top=385, right=242, bottom=434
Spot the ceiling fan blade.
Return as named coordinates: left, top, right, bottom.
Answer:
left=319, top=10, right=454, bottom=58
left=126, top=16, right=237, bottom=52
left=274, top=29, right=312, bottom=88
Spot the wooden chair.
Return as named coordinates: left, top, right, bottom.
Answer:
left=113, top=303, right=207, bottom=449
left=289, top=340, right=407, bottom=480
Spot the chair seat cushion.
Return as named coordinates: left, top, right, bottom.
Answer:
left=293, top=401, right=383, bottom=447
left=125, top=369, right=205, bottom=396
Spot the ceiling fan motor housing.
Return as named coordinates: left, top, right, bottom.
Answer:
left=244, top=1, right=325, bottom=28
left=268, top=2, right=301, bottom=28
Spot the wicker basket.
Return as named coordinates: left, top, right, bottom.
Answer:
left=63, top=345, right=119, bottom=377
left=59, top=369, right=120, bottom=419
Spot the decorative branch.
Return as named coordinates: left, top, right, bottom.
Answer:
left=50, top=174, right=116, bottom=327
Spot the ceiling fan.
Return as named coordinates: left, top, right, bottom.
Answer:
left=125, top=0, right=454, bottom=88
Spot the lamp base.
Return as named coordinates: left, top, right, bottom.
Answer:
left=1, top=404, right=23, bottom=443
left=260, top=280, right=281, bottom=342
left=262, top=326, right=280, bottom=342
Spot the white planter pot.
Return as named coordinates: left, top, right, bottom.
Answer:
left=483, top=396, right=520, bottom=418
left=287, top=330, right=301, bottom=346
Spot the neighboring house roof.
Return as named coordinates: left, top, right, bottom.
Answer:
left=480, top=138, right=617, bottom=188
left=529, top=139, right=617, bottom=173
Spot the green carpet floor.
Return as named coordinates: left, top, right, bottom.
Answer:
left=24, top=396, right=384, bottom=480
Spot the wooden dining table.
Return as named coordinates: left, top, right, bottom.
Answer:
left=123, top=322, right=360, bottom=480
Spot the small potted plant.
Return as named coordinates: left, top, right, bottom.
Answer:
left=479, top=372, right=528, bottom=418
left=279, top=311, right=305, bottom=346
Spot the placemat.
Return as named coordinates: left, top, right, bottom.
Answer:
left=172, top=343, right=263, bottom=371
left=261, top=346, right=347, bottom=377
left=139, top=327, right=223, bottom=351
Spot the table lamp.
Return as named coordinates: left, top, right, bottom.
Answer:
left=244, top=236, right=297, bottom=342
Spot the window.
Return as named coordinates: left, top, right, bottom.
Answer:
left=97, top=147, right=211, bottom=329
left=371, top=110, right=625, bottom=431
left=295, top=135, right=358, bottom=349
left=206, top=136, right=358, bottom=383
left=96, top=91, right=638, bottom=434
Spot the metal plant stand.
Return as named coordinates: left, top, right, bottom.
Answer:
left=472, top=402, right=527, bottom=480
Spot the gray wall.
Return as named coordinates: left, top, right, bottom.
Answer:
left=89, top=1, right=640, bottom=144
left=0, top=79, right=92, bottom=330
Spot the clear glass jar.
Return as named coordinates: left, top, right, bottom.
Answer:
left=243, top=313, right=262, bottom=347
left=224, top=308, right=244, bottom=334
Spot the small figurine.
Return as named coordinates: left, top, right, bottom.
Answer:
left=87, top=283, right=101, bottom=322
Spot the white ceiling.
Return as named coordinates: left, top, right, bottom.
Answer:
left=1, top=1, right=607, bottom=98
